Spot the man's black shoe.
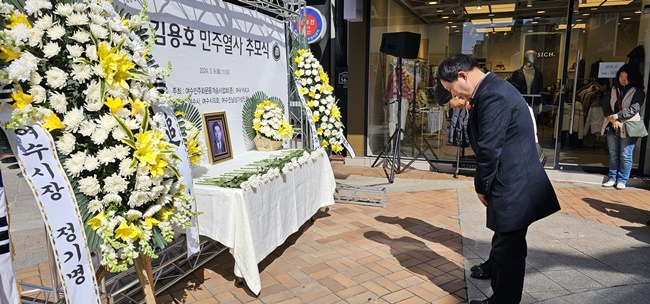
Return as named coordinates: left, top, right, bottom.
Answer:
left=469, top=298, right=493, bottom=304
left=470, top=268, right=491, bottom=280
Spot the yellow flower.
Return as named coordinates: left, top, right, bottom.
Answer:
left=319, top=86, right=326, bottom=93
left=309, top=91, right=316, bottom=98
left=129, top=97, right=146, bottom=116
left=121, top=15, right=129, bottom=27
left=319, top=68, right=329, bottom=84
left=147, top=154, right=168, bottom=177
left=294, top=69, right=303, bottom=77
left=294, top=56, right=302, bottom=64
left=321, top=139, right=329, bottom=147
left=326, top=84, right=334, bottom=91
left=331, top=106, right=341, bottom=119
left=114, top=220, right=139, bottom=241
left=317, top=128, right=323, bottom=135
left=312, top=114, right=320, bottom=122
left=43, top=113, right=66, bottom=131
left=0, top=46, right=20, bottom=62
left=253, top=122, right=261, bottom=131
left=299, top=87, right=308, bottom=95
left=97, top=42, right=135, bottom=88
left=263, top=100, right=272, bottom=106
left=87, top=212, right=104, bottom=230
left=175, top=111, right=185, bottom=117
left=144, top=217, right=160, bottom=228
left=7, top=13, right=31, bottom=29
left=256, top=103, right=265, bottom=110
left=307, top=100, right=315, bottom=107
left=297, top=49, right=308, bottom=56
left=11, top=91, right=33, bottom=109
left=104, top=96, right=126, bottom=114
left=159, top=207, right=175, bottom=221
left=254, top=111, right=262, bottom=118
left=332, top=145, right=344, bottom=153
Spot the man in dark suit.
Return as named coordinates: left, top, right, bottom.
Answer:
left=211, top=122, right=226, bottom=155
left=438, top=54, right=560, bottom=304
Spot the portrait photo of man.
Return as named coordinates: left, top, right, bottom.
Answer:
left=210, top=121, right=226, bottom=156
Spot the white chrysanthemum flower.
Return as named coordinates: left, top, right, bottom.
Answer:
left=104, top=173, right=129, bottom=194
left=97, top=147, right=115, bottom=164
left=111, top=127, right=127, bottom=141
left=28, top=85, right=46, bottom=103
left=64, top=151, right=86, bottom=177
left=55, top=132, right=76, bottom=155
left=27, top=29, right=44, bottom=47
left=63, top=108, right=84, bottom=131
left=84, top=155, right=100, bottom=171
left=71, top=64, right=92, bottom=83
left=66, top=13, right=88, bottom=26
left=47, top=25, right=65, bottom=40
left=89, top=23, right=108, bottom=39
left=119, top=158, right=136, bottom=177
left=88, top=199, right=103, bottom=214
left=97, top=114, right=118, bottom=130
left=49, top=91, right=67, bottom=114
left=143, top=204, right=163, bottom=218
left=126, top=210, right=143, bottom=221
left=42, top=42, right=61, bottom=58
left=8, top=23, right=31, bottom=42
left=71, top=30, right=90, bottom=43
left=102, top=193, right=122, bottom=205
left=85, top=44, right=98, bottom=61
left=112, top=145, right=130, bottom=160
left=45, top=67, right=67, bottom=89
left=7, top=52, right=39, bottom=82
left=89, top=13, right=107, bottom=25
left=91, top=127, right=110, bottom=145
left=55, top=3, right=74, bottom=16
left=33, top=14, right=53, bottom=29
left=135, top=174, right=153, bottom=191
left=66, top=44, right=84, bottom=58
left=79, top=176, right=101, bottom=196
left=72, top=2, right=86, bottom=12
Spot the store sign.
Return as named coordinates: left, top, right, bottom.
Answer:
left=338, top=71, right=348, bottom=88
left=293, top=7, right=328, bottom=44
left=598, top=62, right=625, bottom=78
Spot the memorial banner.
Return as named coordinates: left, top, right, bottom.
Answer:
left=153, top=104, right=200, bottom=257
left=6, top=125, right=100, bottom=304
left=115, top=0, right=289, bottom=157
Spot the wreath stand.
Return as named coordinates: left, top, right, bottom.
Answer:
left=95, top=255, right=155, bottom=304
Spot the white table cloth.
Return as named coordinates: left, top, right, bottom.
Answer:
left=193, top=151, right=335, bottom=295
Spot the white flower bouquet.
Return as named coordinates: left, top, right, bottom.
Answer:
left=292, top=49, right=345, bottom=153
left=252, top=99, right=293, bottom=141
left=0, top=0, right=195, bottom=272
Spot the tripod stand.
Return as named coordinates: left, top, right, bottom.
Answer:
left=372, top=57, right=434, bottom=183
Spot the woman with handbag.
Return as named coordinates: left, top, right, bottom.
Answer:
left=601, top=64, right=646, bottom=190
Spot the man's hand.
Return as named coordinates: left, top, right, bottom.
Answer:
left=607, top=115, right=617, bottom=123
left=612, top=120, right=623, bottom=131
left=477, top=194, right=488, bottom=207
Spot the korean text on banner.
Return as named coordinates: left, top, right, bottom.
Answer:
left=7, top=125, right=101, bottom=304
left=153, top=104, right=200, bottom=257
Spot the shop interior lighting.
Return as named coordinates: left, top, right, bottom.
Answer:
left=491, top=17, right=513, bottom=23
left=527, top=0, right=532, bottom=7
left=471, top=18, right=493, bottom=24
left=635, top=9, right=641, bottom=13
left=578, top=0, right=632, bottom=8
left=493, top=26, right=511, bottom=32
left=531, top=21, right=539, bottom=24
left=537, top=10, right=545, bottom=14
left=623, top=16, right=631, bottom=20
left=465, top=3, right=514, bottom=14
left=475, top=28, right=493, bottom=33
left=428, top=1, right=438, bottom=4
left=451, top=25, right=458, bottom=28
left=557, top=23, right=586, bottom=29
left=442, top=16, right=450, bottom=19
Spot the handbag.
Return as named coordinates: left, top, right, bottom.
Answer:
left=493, top=62, right=506, bottom=71
left=625, top=119, right=648, bottom=138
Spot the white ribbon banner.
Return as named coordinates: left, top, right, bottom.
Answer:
left=153, top=104, right=200, bottom=257
left=0, top=175, right=20, bottom=304
left=6, top=125, right=100, bottom=304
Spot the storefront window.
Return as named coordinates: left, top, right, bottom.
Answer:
left=365, top=0, right=648, bottom=174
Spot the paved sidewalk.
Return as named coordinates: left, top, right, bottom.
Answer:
left=8, top=161, right=650, bottom=303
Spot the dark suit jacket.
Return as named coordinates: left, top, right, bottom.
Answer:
left=510, top=66, right=544, bottom=94
left=468, top=73, right=560, bottom=232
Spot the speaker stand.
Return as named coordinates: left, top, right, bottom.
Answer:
left=371, top=57, right=435, bottom=183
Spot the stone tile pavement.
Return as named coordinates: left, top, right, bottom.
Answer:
left=8, top=161, right=650, bottom=303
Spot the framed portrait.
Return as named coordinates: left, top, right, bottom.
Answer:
left=202, top=111, right=233, bottom=164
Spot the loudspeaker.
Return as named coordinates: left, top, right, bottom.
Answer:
left=380, top=32, right=421, bottom=59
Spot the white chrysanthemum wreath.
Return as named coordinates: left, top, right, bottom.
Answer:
left=0, top=0, right=196, bottom=272
left=292, top=49, right=345, bottom=153
left=253, top=99, right=293, bottom=141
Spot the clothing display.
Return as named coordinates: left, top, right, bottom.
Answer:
left=510, top=66, right=544, bottom=94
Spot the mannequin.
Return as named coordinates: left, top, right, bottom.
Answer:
left=510, top=50, right=544, bottom=94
